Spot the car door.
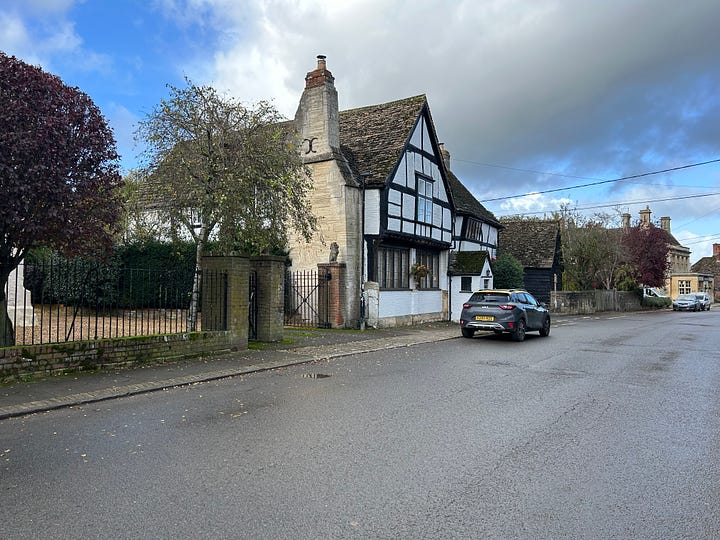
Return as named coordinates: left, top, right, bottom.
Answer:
left=522, top=292, right=545, bottom=329
left=514, top=292, right=536, bottom=329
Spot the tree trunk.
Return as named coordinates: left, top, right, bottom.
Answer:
left=186, top=225, right=209, bottom=331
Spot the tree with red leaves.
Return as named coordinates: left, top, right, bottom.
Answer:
left=621, top=223, right=671, bottom=288
left=0, top=52, right=123, bottom=345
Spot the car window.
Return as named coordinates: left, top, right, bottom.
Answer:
left=524, top=293, right=539, bottom=306
left=470, top=292, right=510, bottom=303
left=514, top=293, right=528, bottom=304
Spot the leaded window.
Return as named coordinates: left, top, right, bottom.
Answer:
left=377, top=247, right=410, bottom=289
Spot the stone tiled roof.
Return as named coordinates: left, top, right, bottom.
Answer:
left=445, top=170, right=500, bottom=227
left=498, top=220, right=560, bottom=268
left=658, top=228, right=685, bottom=248
left=691, top=256, right=720, bottom=275
left=338, top=95, right=427, bottom=187
left=448, top=250, right=489, bottom=275
left=337, top=95, right=498, bottom=226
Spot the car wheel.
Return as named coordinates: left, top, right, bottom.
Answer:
left=511, top=319, right=526, bottom=342
left=539, top=316, right=551, bottom=337
left=461, top=328, right=475, bottom=338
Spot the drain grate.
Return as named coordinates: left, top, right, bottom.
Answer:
left=302, top=373, right=331, bottom=379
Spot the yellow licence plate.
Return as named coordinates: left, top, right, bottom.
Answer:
left=475, top=315, right=494, bottom=321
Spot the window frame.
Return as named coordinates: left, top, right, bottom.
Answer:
left=416, top=173, right=434, bottom=224
left=376, top=246, right=410, bottom=290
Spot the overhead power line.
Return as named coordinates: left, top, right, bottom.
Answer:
left=479, top=158, right=720, bottom=203
left=496, top=191, right=720, bottom=217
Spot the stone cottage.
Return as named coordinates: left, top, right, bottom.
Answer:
left=288, top=56, right=499, bottom=328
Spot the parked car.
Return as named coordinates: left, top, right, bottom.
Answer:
left=693, top=292, right=712, bottom=311
left=460, top=289, right=551, bottom=342
left=672, top=294, right=701, bottom=311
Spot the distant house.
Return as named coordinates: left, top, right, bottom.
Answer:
left=690, top=243, right=720, bottom=301
left=288, top=56, right=499, bottom=328
left=498, top=220, right=563, bottom=304
left=623, top=207, right=708, bottom=298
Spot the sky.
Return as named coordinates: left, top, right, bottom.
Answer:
left=2, top=0, right=720, bottom=264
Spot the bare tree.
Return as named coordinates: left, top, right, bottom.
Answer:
left=560, top=208, right=625, bottom=290
left=135, top=79, right=316, bottom=330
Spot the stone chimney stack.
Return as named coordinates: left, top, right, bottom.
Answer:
left=294, top=55, right=339, bottom=159
left=439, top=143, right=451, bottom=170
left=714, top=243, right=720, bottom=260
left=660, top=216, right=671, bottom=232
left=639, top=206, right=652, bottom=226
left=621, top=213, right=631, bottom=228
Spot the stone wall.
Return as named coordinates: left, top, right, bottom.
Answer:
left=550, top=290, right=642, bottom=315
left=0, top=332, right=234, bottom=383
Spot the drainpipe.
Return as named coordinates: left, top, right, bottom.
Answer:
left=359, top=172, right=372, bottom=330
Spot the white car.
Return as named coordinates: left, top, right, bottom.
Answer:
left=693, top=292, right=712, bottom=311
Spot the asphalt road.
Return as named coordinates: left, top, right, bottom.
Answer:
left=1, top=309, right=719, bottom=539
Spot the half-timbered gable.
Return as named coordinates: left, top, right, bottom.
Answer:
left=445, top=169, right=501, bottom=255
left=385, top=114, right=453, bottom=244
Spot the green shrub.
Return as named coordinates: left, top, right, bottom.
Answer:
left=25, top=241, right=197, bottom=309
left=492, top=253, right=525, bottom=289
left=641, top=295, right=671, bottom=309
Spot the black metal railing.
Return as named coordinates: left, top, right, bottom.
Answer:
left=2, top=261, right=209, bottom=346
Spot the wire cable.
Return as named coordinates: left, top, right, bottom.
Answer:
left=479, top=158, right=720, bottom=202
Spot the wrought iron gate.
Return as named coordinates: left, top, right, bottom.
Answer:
left=284, top=270, right=330, bottom=328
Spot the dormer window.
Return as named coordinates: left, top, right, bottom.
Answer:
left=416, top=173, right=433, bottom=224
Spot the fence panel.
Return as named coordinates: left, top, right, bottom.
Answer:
left=284, top=270, right=330, bottom=328
left=2, top=260, right=219, bottom=347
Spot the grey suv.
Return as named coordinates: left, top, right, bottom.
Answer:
left=460, top=289, right=551, bottom=342
left=693, top=292, right=712, bottom=311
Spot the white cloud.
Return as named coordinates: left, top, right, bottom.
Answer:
left=0, top=12, right=34, bottom=59
left=0, top=2, right=82, bottom=69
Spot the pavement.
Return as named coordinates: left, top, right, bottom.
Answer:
left=0, top=322, right=461, bottom=420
